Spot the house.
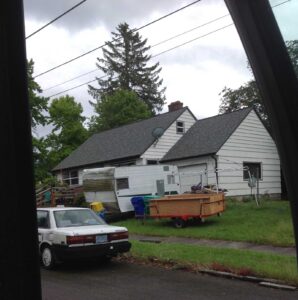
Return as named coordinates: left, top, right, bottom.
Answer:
left=161, top=107, right=281, bottom=197
left=53, top=102, right=281, bottom=198
left=52, top=101, right=197, bottom=185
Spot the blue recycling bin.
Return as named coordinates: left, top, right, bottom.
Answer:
left=130, top=196, right=145, bottom=219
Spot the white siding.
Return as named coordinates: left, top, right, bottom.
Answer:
left=217, top=110, right=281, bottom=196
left=141, top=109, right=196, bottom=162
left=165, top=156, right=217, bottom=193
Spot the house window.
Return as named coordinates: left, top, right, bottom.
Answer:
left=62, top=170, right=79, bottom=185
left=116, top=178, right=129, bottom=190
left=147, top=160, right=158, bottom=165
left=243, top=162, right=262, bottom=180
left=167, top=175, right=175, bottom=184
left=176, top=121, right=185, bottom=134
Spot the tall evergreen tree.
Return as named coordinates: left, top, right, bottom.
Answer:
left=88, top=22, right=166, bottom=113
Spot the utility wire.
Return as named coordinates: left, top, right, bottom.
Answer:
left=47, top=23, right=232, bottom=98
left=44, top=13, right=230, bottom=91
left=43, top=68, right=100, bottom=91
left=34, top=0, right=202, bottom=78
left=45, top=0, right=289, bottom=98
left=152, top=23, right=233, bottom=58
left=26, top=0, right=87, bottom=39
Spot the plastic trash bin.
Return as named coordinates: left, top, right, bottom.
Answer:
left=90, top=201, right=104, bottom=212
left=143, top=195, right=161, bottom=215
left=130, top=196, right=145, bottom=219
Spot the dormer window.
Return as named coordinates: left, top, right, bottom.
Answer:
left=176, top=121, right=184, bottom=134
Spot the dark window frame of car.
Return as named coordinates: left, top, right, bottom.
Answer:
left=37, top=210, right=50, bottom=229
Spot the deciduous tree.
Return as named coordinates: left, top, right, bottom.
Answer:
left=88, top=89, right=151, bottom=133
left=46, top=95, right=88, bottom=168
left=219, top=40, right=298, bottom=129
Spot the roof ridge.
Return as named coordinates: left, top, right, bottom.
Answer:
left=196, top=107, right=253, bottom=123
left=92, top=107, right=188, bottom=136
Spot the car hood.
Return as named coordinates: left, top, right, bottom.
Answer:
left=55, top=225, right=128, bottom=236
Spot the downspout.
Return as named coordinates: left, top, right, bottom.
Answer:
left=211, top=154, right=219, bottom=190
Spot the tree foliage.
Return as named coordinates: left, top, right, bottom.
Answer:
left=219, top=40, right=298, bottom=129
left=46, top=95, right=88, bottom=168
left=88, top=22, right=166, bottom=114
left=27, top=59, right=48, bottom=129
left=88, top=89, right=151, bottom=133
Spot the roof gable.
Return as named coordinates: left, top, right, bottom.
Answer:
left=161, top=107, right=253, bottom=162
left=53, top=107, right=189, bottom=171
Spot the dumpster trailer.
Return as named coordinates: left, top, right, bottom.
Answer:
left=149, top=192, right=225, bottom=228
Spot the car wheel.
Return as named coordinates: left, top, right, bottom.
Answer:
left=41, top=245, right=56, bottom=270
left=173, top=218, right=186, bottom=228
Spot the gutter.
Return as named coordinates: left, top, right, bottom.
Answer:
left=211, top=154, right=219, bottom=188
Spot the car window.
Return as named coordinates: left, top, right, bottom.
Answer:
left=37, top=211, right=50, bottom=229
left=269, top=0, right=298, bottom=79
left=54, top=209, right=106, bottom=227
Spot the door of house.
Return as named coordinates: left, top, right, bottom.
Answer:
left=179, top=164, right=208, bottom=193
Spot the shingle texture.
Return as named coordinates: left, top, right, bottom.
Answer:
left=162, top=107, right=252, bottom=162
left=52, top=107, right=188, bottom=171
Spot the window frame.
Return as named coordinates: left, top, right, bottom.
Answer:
left=243, top=162, right=262, bottom=181
left=116, top=178, right=129, bottom=190
left=176, top=120, right=185, bottom=134
left=61, top=169, right=79, bottom=185
left=37, top=210, right=50, bottom=229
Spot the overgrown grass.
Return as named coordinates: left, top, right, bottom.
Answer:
left=113, top=200, right=295, bottom=246
left=129, top=241, right=298, bottom=285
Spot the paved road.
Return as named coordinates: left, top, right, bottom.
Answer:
left=41, top=261, right=297, bottom=300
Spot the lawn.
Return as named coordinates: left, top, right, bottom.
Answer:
left=128, top=241, right=298, bottom=285
left=113, top=199, right=295, bottom=247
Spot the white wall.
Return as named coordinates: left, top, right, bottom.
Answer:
left=216, top=110, right=281, bottom=196
left=165, top=156, right=217, bottom=193
left=141, top=109, right=196, bottom=162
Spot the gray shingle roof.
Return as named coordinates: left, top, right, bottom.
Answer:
left=161, top=107, right=253, bottom=162
left=53, top=107, right=190, bottom=171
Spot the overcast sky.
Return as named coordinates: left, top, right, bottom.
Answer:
left=23, top=0, right=297, bottom=136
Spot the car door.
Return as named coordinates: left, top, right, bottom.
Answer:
left=37, top=210, right=51, bottom=243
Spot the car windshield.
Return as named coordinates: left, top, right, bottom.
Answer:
left=54, top=209, right=106, bottom=228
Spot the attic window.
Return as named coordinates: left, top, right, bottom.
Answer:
left=176, top=121, right=184, bottom=134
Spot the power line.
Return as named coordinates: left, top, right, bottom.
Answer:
left=34, top=0, right=202, bottom=78
left=45, top=0, right=289, bottom=98
left=43, top=68, right=100, bottom=91
left=44, top=13, right=230, bottom=91
left=48, top=79, right=97, bottom=98
left=152, top=23, right=233, bottom=58
left=47, top=23, right=233, bottom=98
left=26, top=0, right=87, bottom=39
left=151, top=14, right=229, bottom=48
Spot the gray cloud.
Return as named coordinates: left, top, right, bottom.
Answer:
left=24, top=0, right=197, bottom=32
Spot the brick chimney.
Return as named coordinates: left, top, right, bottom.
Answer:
left=168, top=101, right=183, bottom=112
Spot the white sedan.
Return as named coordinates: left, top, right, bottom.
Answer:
left=37, top=207, right=131, bottom=269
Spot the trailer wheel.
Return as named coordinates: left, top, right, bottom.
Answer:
left=173, top=218, right=186, bottom=228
